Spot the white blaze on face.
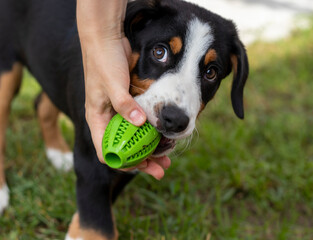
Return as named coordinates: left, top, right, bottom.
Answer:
left=135, top=18, right=214, bottom=139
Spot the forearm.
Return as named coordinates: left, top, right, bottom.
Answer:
left=76, top=0, right=128, bottom=42
left=75, top=0, right=169, bottom=178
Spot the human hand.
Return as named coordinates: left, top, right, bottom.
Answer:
left=76, top=0, right=171, bottom=179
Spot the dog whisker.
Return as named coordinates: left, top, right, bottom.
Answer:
left=172, top=128, right=199, bottom=158
left=130, top=84, right=145, bottom=93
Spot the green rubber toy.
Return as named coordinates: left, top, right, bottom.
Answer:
left=102, top=113, right=162, bottom=169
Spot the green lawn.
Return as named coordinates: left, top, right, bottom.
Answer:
left=0, top=23, right=313, bottom=240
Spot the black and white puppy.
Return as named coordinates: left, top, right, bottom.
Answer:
left=127, top=0, right=248, bottom=156
left=0, top=0, right=248, bottom=239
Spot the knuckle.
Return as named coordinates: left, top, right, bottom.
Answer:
left=112, top=95, right=132, bottom=112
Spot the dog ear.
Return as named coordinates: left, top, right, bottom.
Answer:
left=125, top=0, right=160, bottom=40
left=230, top=38, right=249, bottom=119
left=125, top=0, right=175, bottom=45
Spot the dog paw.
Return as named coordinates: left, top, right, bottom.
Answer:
left=46, top=148, right=73, bottom=172
left=65, top=234, right=83, bottom=240
left=0, top=184, right=9, bottom=215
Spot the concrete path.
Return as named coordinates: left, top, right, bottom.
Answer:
left=186, top=0, right=313, bottom=44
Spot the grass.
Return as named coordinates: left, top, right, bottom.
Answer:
left=1, top=23, right=313, bottom=239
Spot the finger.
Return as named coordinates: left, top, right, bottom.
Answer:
left=149, top=156, right=171, bottom=170
left=119, top=160, right=148, bottom=172
left=110, top=91, right=146, bottom=126
left=137, top=160, right=149, bottom=169
left=140, top=160, right=165, bottom=180
left=86, top=110, right=113, bottom=163
left=122, top=37, right=132, bottom=62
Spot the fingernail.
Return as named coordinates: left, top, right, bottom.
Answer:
left=129, top=109, right=145, bottom=126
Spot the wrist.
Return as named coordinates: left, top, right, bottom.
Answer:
left=77, top=0, right=127, bottom=41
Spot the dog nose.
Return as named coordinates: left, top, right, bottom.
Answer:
left=160, top=105, right=190, bottom=133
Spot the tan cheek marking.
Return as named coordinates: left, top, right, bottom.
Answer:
left=130, top=74, right=154, bottom=97
left=129, top=52, right=140, bottom=72
left=169, top=36, right=183, bottom=55
left=197, top=103, right=206, bottom=118
left=67, top=212, right=81, bottom=239
left=204, top=49, right=217, bottom=66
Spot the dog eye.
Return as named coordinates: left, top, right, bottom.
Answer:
left=204, top=67, right=218, bottom=82
left=153, top=46, right=168, bottom=63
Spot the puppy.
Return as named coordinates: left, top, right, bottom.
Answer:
left=0, top=0, right=248, bottom=239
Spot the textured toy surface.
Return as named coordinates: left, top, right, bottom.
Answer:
left=102, top=114, right=162, bottom=169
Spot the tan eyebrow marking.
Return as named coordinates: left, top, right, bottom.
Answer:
left=169, top=36, right=183, bottom=55
left=204, top=49, right=217, bottom=65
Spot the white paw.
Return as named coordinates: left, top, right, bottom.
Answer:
left=65, top=234, right=83, bottom=240
left=46, top=148, right=73, bottom=172
left=0, top=184, right=9, bottom=215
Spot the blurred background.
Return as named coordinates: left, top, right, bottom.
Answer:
left=0, top=0, right=312, bottom=239
left=188, top=0, right=313, bottom=44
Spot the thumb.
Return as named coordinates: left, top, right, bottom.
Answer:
left=110, top=91, right=146, bottom=126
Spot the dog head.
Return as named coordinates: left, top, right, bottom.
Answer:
left=125, top=0, right=249, bottom=155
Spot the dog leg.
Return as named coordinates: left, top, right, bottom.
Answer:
left=72, top=123, right=121, bottom=240
left=76, top=169, right=119, bottom=240
left=65, top=211, right=118, bottom=240
left=76, top=171, right=135, bottom=240
left=36, top=92, right=73, bottom=171
left=0, top=63, right=23, bottom=215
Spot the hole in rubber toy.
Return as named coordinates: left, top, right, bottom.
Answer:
left=105, top=153, right=123, bottom=169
